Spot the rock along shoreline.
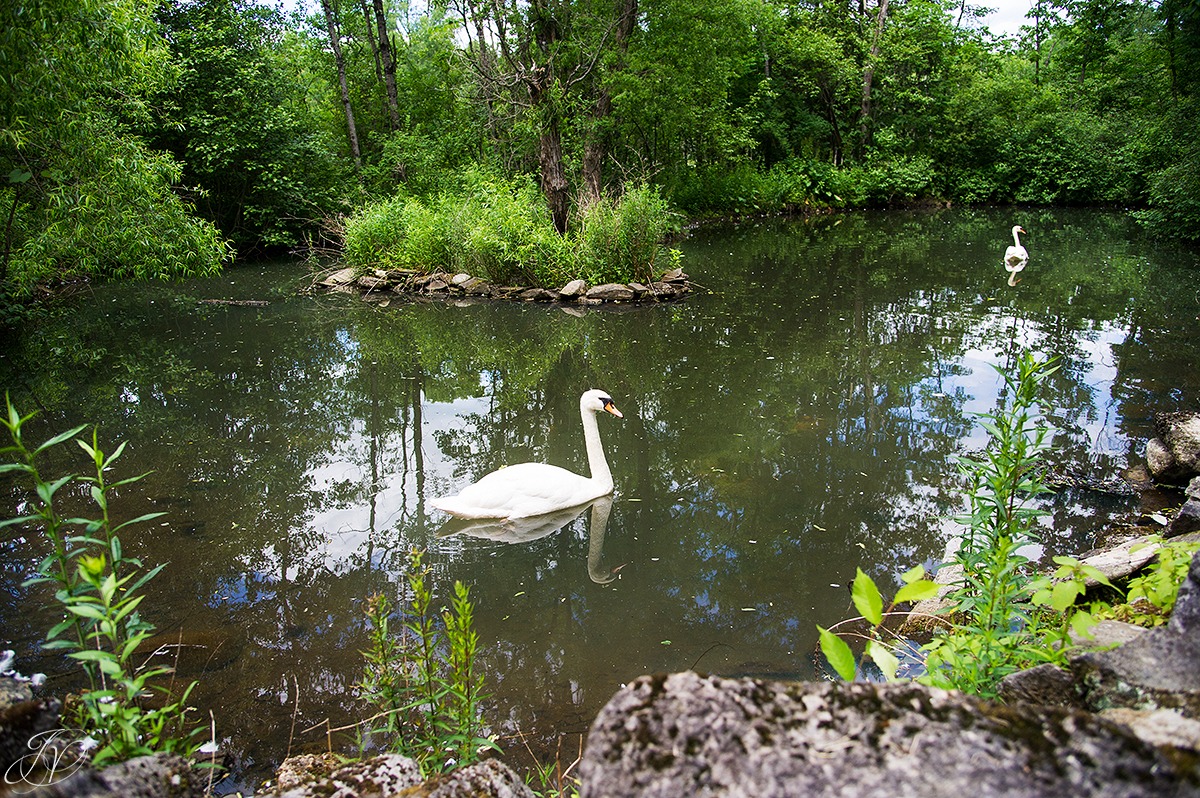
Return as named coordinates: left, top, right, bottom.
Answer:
left=314, top=265, right=692, bottom=307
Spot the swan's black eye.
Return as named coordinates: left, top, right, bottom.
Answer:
left=601, top=397, right=613, bottom=406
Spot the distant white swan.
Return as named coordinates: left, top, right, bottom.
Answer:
left=430, top=389, right=623, bottom=520
left=1005, top=225, right=1029, bottom=272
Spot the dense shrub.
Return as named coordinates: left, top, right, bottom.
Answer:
left=342, top=174, right=677, bottom=287
left=574, top=185, right=680, bottom=284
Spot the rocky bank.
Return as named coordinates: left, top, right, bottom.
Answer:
left=315, top=266, right=692, bottom=307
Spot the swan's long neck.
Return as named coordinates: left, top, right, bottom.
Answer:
left=1012, top=228, right=1023, bottom=247
left=581, top=406, right=613, bottom=492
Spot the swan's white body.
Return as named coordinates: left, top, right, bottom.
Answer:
left=430, top=389, right=622, bottom=520
left=1005, top=225, right=1028, bottom=272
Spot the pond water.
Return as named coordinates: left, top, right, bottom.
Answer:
left=2, top=207, right=1199, bottom=792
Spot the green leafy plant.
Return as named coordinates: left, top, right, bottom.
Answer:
left=817, top=565, right=940, bottom=682
left=818, top=354, right=1097, bottom=698
left=357, top=549, right=496, bottom=775
left=1093, top=536, right=1200, bottom=627
left=920, top=354, right=1060, bottom=698
left=0, top=396, right=205, bottom=766
left=342, top=172, right=678, bottom=288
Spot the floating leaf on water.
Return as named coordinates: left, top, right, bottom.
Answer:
left=514, top=591, right=526, bottom=597
left=813, top=525, right=826, bottom=531
left=661, top=640, right=672, bottom=645
left=741, top=607, right=757, bottom=612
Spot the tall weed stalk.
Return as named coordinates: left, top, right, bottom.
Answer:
left=0, top=397, right=204, bottom=765
left=922, top=353, right=1060, bottom=697
left=358, top=550, right=495, bottom=774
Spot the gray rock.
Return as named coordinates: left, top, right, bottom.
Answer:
left=1080, top=534, right=1164, bottom=584
left=261, top=753, right=422, bottom=797
left=579, top=672, right=1191, bottom=798
left=558, top=279, right=587, bottom=299
left=0, top=675, right=33, bottom=709
left=899, top=559, right=963, bottom=635
left=1100, top=707, right=1200, bottom=754
left=461, top=277, right=492, bottom=296
left=1071, top=551, right=1200, bottom=718
left=321, top=267, right=358, bottom=287
left=0, top=692, right=62, bottom=777
left=450, top=273, right=473, bottom=286
left=647, top=282, right=679, bottom=300
left=356, top=275, right=390, bottom=291
left=1147, top=411, right=1200, bottom=483
left=1169, top=500, right=1200, bottom=537
left=998, top=663, right=1082, bottom=708
left=1071, top=619, right=1147, bottom=650
left=1168, top=479, right=1200, bottom=537
left=1169, top=547, right=1200, bottom=636
left=403, top=759, right=535, bottom=797
left=30, top=753, right=206, bottom=798
left=518, top=288, right=557, bottom=302
left=586, top=284, right=635, bottom=302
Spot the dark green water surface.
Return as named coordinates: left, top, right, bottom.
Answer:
left=3, top=208, right=1198, bottom=791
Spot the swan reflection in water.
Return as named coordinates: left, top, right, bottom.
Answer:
left=437, top=495, right=618, bottom=584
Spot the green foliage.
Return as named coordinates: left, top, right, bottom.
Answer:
left=573, top=185, right=680, bottom=284
left=817, top=565, right=939, bottom=682
left=149, top=0, right=350, bottom=252
left=0, top=397, right=205, bottom=766
left=1093, top=537, right=1200, bottom=626
left=343, top=176, right=678, bottom=287
left=1, top=0, right=230, bottom=294
left=922, top=354, right=1060, bottom=698
left=357, top=550, right=496, bottom=775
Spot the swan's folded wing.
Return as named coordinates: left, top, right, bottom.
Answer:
left=432, top=463, right=606, bottom=519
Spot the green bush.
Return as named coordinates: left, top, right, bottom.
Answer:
left=343, top=174, right=678, bottom=288
left=358, top=550, right=496, bottom=774
left=574, top=185, right=680, bottom=284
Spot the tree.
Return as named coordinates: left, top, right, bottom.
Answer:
left=0, top=0, right=229, bottom=295
left=150, top=0, right=349, bottom=252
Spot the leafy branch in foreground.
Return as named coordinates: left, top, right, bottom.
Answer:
left=1, top=396, right=206, bottom=766
left=357, top=549, right=497, bottom=775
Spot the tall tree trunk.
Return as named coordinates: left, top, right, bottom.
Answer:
left=539, top=115, right=570, bottom=234
left=320, top=0, right=363, bottom=172
left=858, top=0, right=889, bottom=157
left=372, top=0, right=402, bottom=130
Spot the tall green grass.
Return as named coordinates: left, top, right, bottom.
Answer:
left=343, top=173, right=679, bottom=287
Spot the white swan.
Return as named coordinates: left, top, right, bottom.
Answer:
left=430, top=389, right=623, bottom=520
left=1004, top=225, right=1028, bottom=272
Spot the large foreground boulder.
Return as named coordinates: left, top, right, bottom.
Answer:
left=578, top=672, right=1196, bottom=798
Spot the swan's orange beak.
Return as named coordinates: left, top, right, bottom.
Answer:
left=603, top=400, right=623, bottom=419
